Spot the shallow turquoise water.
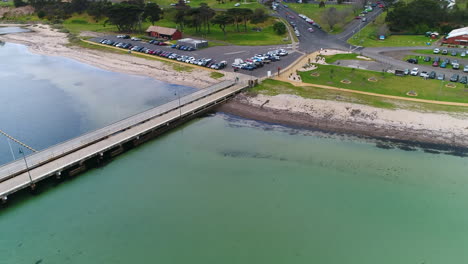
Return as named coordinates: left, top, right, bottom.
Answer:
left=0, top=42, right=195, bottom=165
left=1, top=114, right=468, bottom=264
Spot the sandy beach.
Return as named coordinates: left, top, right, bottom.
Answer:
left=2, top=24, right=468, bottom=148
left=0, top=24, right=233, bottom=89
left=219, top=93, right=468, bottom=149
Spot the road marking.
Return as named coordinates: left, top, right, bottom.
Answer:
left=224, top=51, right=247, bottom=55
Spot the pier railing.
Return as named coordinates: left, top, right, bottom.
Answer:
left=0, top=81, right=235, bottom=182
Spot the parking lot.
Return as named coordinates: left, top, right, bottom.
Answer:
left=90, top=36, right=302, bottom=78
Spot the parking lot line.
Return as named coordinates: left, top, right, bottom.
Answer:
left=224, top=51, right=247, bottom=55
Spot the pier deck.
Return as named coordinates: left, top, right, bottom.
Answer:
left=0, top=81, right=246, bottom=200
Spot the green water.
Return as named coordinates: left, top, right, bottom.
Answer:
left=1, top=113, right=468, bottom=263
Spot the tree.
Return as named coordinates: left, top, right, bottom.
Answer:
left=251, top=8, right=267, bottom=24
left=143, top=3, right=162, bottom=25
left=172, top=3, right=190, bottom=31
left=318, top=1, right=325, bottom=8
left=238, top=8, right=253, bottom=32
left=105, top=3, right=143, bottom=32
left=199, top=3, right=215, bottom=33
left=71, top=0, right=89, bottom=14
left=87, top=0, right=111, bottom=22
left=377, top=24, right=389, bottom=37
left=212, top=14, right=233, bottom=40
left=321, top=7, right=339, bottom=30
left=351, top=0, right=365, bottom=14
left=337, top=0, right=344, bottom=4
left=385, top=0, right=445, bottom=32
left=226, top=8, right=243, bottom=32
left=273, top=21, right=286, bottom=35
left=13, top=0, right=27, bottom=8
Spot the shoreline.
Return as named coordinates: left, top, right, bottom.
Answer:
left=0, top=24, right=232, bottom=89
left=217, top=94, right=468, bottom=151
left=2, top=24, right=468, bottom=150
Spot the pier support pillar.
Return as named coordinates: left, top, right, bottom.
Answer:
left=1, top=196, right=7, bottom=205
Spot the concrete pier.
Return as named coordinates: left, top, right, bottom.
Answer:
left=0, top=81, right=247, bottom=202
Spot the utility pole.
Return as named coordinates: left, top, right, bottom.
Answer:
left=19, top=148, right=35, bottom=190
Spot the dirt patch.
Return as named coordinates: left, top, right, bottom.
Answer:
left=368, top=77, right=378, bottom=82
left=341, top=79, right=351, bottom=84
left=0, top=6, right=34, bottom=19
left=406, top=91, right=418, bottom=96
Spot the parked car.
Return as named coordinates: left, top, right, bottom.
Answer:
left=451, top=50, right=457, bottom=56
left=429, top=71, right=436, bottom=79
left=234, top=2, right=240, bottom=6
left=464, top=65, right=468, bottom=72
left=432, top=61, right=439, bottom=67
left=410, top=68, right=419, bottom=76
left=434, top=56, right=440, bottom=62
left=442, top=49, right=448, bottom=55
left=461, top=52, right=466, bottom=57
left=437, top=73, right=445, bottom=80
left=407, top=58, right=418, bottom=64
left=307, top=27, right=314, bottom=32
left=450, top=74, right=459, bottom=82
left=433, top=48, right=440, bottom=54
left=131, top=37, right=142, bottom=41
left=420, top=71, right=429, bottom=78
left=460, top=76, right=468, bottom=84
left=443, top=58, right=451, bottom=64
left=362, top=18, right=367, bottom=22
left=452, top=62, right=460, bottom=70
left=440, top=62, right=447, bottom=68
left=423, top=56, right=431, bottom=62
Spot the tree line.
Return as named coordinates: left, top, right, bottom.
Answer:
left=14, top=0, right=271, bottom=38
left=386, top=0, right=468, bottom=33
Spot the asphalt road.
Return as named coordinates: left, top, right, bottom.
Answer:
left=274, top=3, right=383, bottom=52
left=91, top=6, right=467, bottom=81
left=90, top=36, right=302, bottom=78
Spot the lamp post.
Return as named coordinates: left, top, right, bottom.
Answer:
left=175, top=92, right=181, bottom=119
left=19, top=148, right=34, bottom=189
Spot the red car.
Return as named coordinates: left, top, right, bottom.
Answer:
left=355, top=16, right=361, bottom=19
left=378, top=4, right=384, bottom=8
left=432, top=61, right=439, bottom=67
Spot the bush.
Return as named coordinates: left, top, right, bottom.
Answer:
left=69, top=19, right=88, bottom=24
left=37, top=10, right=46, bottom=19
left=273, top=22, right=286, bottom=35
left=13, top=0, right=27, bottom=7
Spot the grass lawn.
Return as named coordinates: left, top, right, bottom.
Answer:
left=249, top=79, right=468, bottom=112
left=63, top=14, right=118, bottom=34
left=210, top=72, right=225, bottom=79
left=0, top=0, right=13, bottom=6
left=287, top=3, right=354, bottom=34
left=347, top=12, right=439, bottom=47
left=324, top=53, right=373, bottom=63
left=154, top=17, right=289, bottom=46
left=298, top=64, right=468, bottom=103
